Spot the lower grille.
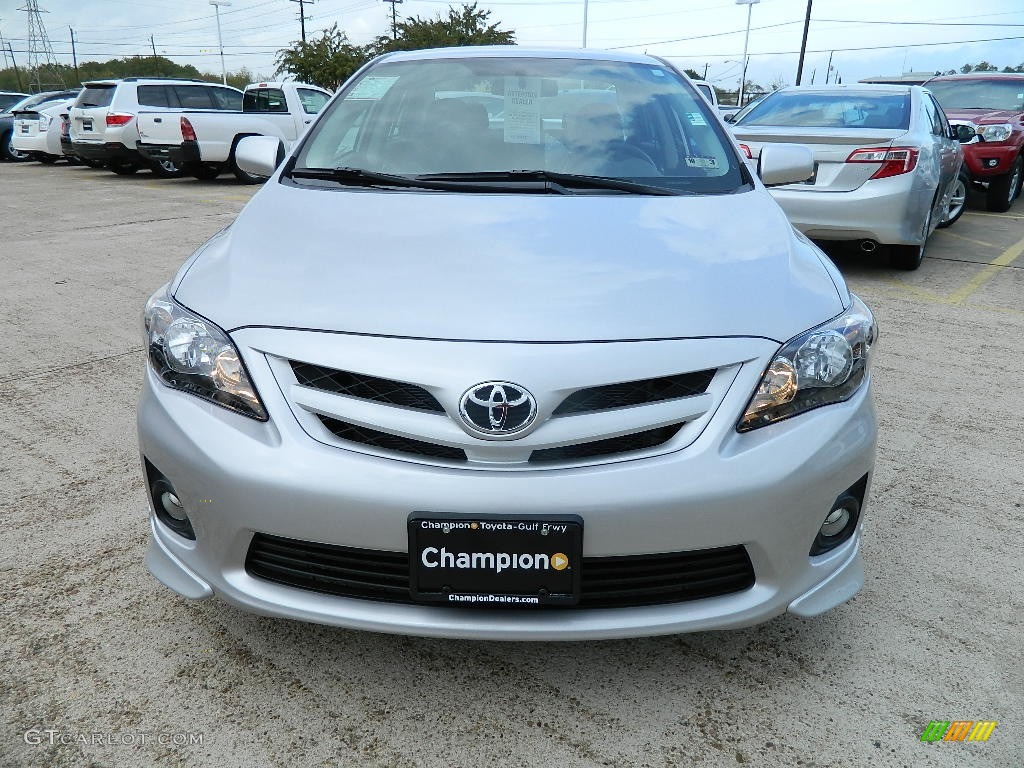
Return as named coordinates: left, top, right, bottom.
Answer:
left=246, top=533, right=754, bottom=609
left=318, top=415, right=467, bottom=462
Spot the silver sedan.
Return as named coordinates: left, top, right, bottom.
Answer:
left=732, top=84, right=964, bottom=269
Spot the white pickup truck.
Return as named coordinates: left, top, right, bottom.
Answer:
left=136, top=81, right=331, bottom=182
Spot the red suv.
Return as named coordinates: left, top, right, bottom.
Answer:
left=925, top=73, right=1024, bottom=212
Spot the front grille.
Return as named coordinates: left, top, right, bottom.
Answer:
left=529, top=423, right=683, bottom=465
left=246, top=533, right=755, bottom=609
left=553, top=369, right=716, bottom=416
left=318, top=415, right=467, bottom=462
left=291, top=361, right=444, bottom=412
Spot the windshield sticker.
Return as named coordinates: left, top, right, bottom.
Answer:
left=684, top=156, right=719, bottom=169
left=348, top=76, right=398, bottom=100
left=686, top=112, right=708, bottom=126
left=504, top=77, right=542, bottom=144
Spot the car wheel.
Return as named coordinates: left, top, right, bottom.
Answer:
left=890, top=204, right=933, bottom=271
left=985, top=154, right=1022, bottom=213
left=937, top=171, right=969, bottom=228
left=109, top=161, right=140, bottom=175
left=150, top=158, right=186, bottom=178
left=2, top=131, right=30, bottom=162
left=189, top=162, right=223, bottom=181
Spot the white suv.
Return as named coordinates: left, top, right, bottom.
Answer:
left=69, top=77, right=243, bottom=176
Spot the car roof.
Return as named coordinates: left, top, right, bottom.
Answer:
left=377, top=46, right=665, bottom=66
left=925, top=72, right=1024, bottom=83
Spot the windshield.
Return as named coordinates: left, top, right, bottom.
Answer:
left=738, top=91, right=910, bottom=129
left=926, top=79, right=1024, bottom=111
left=0, top=93, right=27, bottom=112
left=295, top=56, right=744, bottom=194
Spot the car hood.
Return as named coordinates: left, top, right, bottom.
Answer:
left=943, top=108, right=1023, bottom=124
left=173, top=183, right=846, bottom=343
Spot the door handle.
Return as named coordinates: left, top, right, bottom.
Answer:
left=154, top=118, right=162, bottom=123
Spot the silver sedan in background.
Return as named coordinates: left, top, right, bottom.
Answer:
left=732, top=84, right=964, bottom=269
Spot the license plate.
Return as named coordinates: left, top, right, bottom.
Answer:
left=82, top=118, right=93, bottom=131
left=20, top=124, right=28, bottom=133
left=409, top=514, right=582, bottom=606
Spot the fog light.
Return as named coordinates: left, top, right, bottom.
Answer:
left=819, top=507, right=850, bottom=538
left=145, top=459, right=195, bottom=540
left=984, top=158, right=999, bottom=168
left=810, top=482, right=865, bottom=556
left=160, top=491, right=187, bottom=521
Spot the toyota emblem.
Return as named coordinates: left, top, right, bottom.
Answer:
left=459, top=382, right=537, bottom=436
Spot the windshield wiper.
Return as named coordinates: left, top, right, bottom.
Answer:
left=290, top=166, right=575, bottom=194
left=417, top=170, right=682, bottom=196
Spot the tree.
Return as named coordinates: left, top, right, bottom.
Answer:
left=275, top=24, right=370, bottom=90
left=683, top=68, right=702, bottom=80
left=371, top=2, right=515, bottom=56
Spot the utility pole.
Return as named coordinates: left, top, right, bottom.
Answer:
left=8, top=42, right=24, bottom=90
left=289, top=0, right=313, bottom=43
left=582, top=0, right=589, bottom=48
left=795, top=0, right=812, bottom=85
left=69, top=25, right=79, bottom=83
left=384, top=0, right=402, bottom=41
left=703, top=63, right=709, bottom=79
left=209, top=0, right=231, bottom=86
left=735, top=0, right=759, bottom=107
left=824, top=50, right=833, bottom=84
left=0, top=21, right=10, bottom=69
left=150, top=34, right=160, bottom=76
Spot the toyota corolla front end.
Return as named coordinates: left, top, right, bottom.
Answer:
left=138, top=47, right=877, bottom=640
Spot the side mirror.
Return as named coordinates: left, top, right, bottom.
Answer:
left=952, top=124, right=976, bottom=142
left=758, top=143, right=814, bottom=186
left=234, top=135, right=285, bottom=180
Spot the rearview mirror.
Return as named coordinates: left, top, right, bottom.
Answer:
left=758, top=144, right=814, bottom=187
left=234, top=135, right=285, bottom=180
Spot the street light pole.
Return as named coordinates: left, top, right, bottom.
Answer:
left=582, top=0, right=589, bottom=48
left=736, top=0, right=759, bottom=107
left=210, top=0, right=232, bottom=86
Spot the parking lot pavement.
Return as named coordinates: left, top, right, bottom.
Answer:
left=2, top=162, right=1021, bottom=768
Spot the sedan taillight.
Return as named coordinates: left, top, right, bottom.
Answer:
left=106, top=112, right=135, bottom=127
left=846, top=147, right=919, bottom=180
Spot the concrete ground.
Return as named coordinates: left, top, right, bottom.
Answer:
left=1, top=162, right=1021, bottom=768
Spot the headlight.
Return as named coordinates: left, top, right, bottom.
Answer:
left=738, top=296, right=876, bottom=432
left=144, top=286, right=268, bottom=420
left=977, top=123, right=1012, bottom=143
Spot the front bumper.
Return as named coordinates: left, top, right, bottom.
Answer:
left=770, top=173, right=929, bottom=245
left=137, top=331, right=877, bottom=640
left=961, top=142, right=1020, bottom=181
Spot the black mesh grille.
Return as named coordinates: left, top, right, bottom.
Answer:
left=553, top=370, right=716, bottom=416
left=246, top=533, right=755, bottom=609
left=291, top=361, right=444, bottom=412
left=318, top=415, right=467, bottom=462
left=529, top=423, right=683, bottom=465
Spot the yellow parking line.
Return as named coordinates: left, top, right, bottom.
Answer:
left=941, top=230, right=998, bottom=250
left=964, top=211, right=1024, bottom=220
left=947, top=233, right=1024, bottom=304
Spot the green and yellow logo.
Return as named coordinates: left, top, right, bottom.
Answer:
left=920, top=721, right=997, bottom=742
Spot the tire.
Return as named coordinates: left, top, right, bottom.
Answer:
left=188, top=162, right=223, bottom=181
left=149, top=158, right=186, bottom=178
left=2, top=131, right=30, bottom=162
left=109, top=161, right=140, bottom=175
left=937, top=171, right=968, bottom=228
left=985, top=154, right=1022, bottom=213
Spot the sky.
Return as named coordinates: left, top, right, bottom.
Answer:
left=2, top=0, right=1023, bottom=91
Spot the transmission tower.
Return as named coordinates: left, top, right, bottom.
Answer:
left=19, top=0, right=64, bottom=92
